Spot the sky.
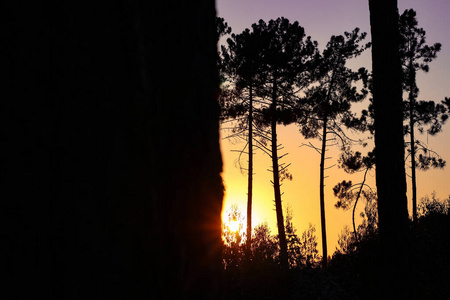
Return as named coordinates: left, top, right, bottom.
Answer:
left=216, top=0, right=450, bottom=256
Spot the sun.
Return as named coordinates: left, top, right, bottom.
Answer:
left=228, top=219, right=240, bottom=232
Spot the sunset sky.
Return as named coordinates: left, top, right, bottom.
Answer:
left=217, top=0, right=450, bottom=256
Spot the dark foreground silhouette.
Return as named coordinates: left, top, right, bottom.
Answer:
left=4, top=1, right=223, bottom=299
left=221, top=204, right=450, bottom=299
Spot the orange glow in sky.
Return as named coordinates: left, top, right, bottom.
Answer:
left=220, top=122, right=450, bottom=257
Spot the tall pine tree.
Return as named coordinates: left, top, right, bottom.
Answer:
left=299, top=28, right=370, bottom=267
left=398, top=8, right=448, bottom=222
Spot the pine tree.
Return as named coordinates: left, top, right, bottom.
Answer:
left=398, top=9, right=449, bottom=222
left=220, top=25, right=266, bottom=257
left=252, top=17, right=317, bottom=270
left=299, top=28, right=370, bottom=267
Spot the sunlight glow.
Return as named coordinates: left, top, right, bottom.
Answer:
left=228, top=219, right=240, bottom=232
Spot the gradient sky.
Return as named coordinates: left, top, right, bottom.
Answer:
left=217, top=0, right=450, bottom=256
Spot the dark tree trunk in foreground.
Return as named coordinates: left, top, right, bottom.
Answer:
left=3, top=1, right=223, bottom=299
left=319, top=114, right=329, bottom=268
left=271, top=78, right=289, bottom=271
left=368, top=0, right=408, bottom=297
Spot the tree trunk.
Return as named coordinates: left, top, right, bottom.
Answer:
left=369, top=0, right=408, bottom=297
left=409, top=63, right=418, bottom=222
left=271, top=77, right=289, bottom=271
left=319, top=115, right=328, bottom=268
left=246, top=84, right=253, bottom=256
left=318, top=68, right=336, bottom=269
left=352, top=168, right=369, bottom=244
left=3, top=1, right=223, bottom=299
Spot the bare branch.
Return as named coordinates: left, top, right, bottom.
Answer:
left=300, top=142, right=322, bottom=155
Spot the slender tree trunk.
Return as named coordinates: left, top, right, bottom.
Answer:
left=319, top=114, right=328, bottom=268
left=409, top=64, right=418, bottom=222
left=369, top=0, right=408, bottom=297
left=352, top=168, right=369, bottom=243
left=271, top=77, right=289, bottom=271
left=410, top=98, right=418, bottom=222
left=246, top=84, right=253, bottom=256
left=318, top=68, right=336, bottom=269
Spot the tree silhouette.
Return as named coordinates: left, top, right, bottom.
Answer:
left=284, top=205, right=303, bottom=268
left=220, top=17, right=317, bottom=271
left=252, top=222, right=278, bottom=266
left=299, top=28, right=370, bottom=267
left=255, top=18, right=317, bottom=268
left=222, top=205, right=246, bottom=270
left=368, top=0, right=408, bottom=297
left=299, top=224, right=321, bottom=268
left=251, top=17, right=317, bottom=271
left=216, top=17, right=232, bottom=68
left=398, top=9, right=449, bottom=222
left=417, top=192, right=450, bottom=218
left=334, top=150, right=376, bottom=243
left=216, top=17, right=232, bottom=96
left=221, top=25, right=266, bottom=258
left=216, top=17, right=232, bottom=42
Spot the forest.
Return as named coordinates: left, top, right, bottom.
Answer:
left=3, top=1, right=449, bottom=299
left=217, top=7, right=450, bottom=300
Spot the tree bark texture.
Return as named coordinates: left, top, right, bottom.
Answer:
left=3, top=1, right=223, bottom=299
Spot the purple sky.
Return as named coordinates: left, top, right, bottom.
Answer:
left=216, top=0, right=449, bottom=100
